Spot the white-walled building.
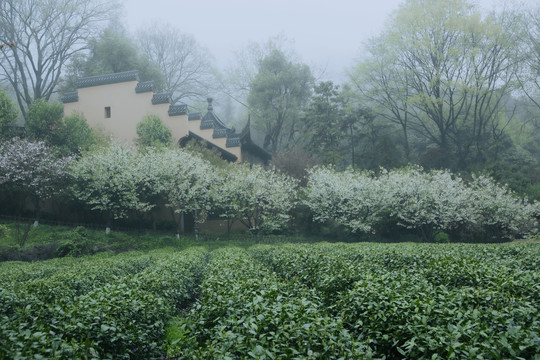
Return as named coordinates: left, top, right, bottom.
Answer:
left=62, top=70, right=270, bottom=164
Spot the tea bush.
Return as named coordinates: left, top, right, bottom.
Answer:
left=1, top=242, right=539, bottom=359
left=0, top=248, right=208, bottom=359
left=166, top=247, right=369, bottom=359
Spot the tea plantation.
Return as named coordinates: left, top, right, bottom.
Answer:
left=1, top=242, right=539, bottom=359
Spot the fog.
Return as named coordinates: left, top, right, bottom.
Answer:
left=121, top=0, right=535, bottom=82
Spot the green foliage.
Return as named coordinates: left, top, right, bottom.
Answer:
left=183, top=138, right=232, bottom=168
left=25, top=101, right=97, bottom=156
left=248, top=49, right=314, bottom=152
left=0, top=224, right=7, bottom=239
left=0, top=248, right=207, bottom=359
left=302, top=81, right=346, bottom=166
left=136, top=114, right=172, bottom=149
left=251, top=242, right=540, bottom=360
left=167, top=247, right=367, bottom=359
left=57, top=113, right=98, bottom=156
left=25, top=99, right=64, bottom=145
left=56, top=226, right=93, bottom=257
left=1, top=241, right=539, bottom=359
left=0, top=89, right=18, bottom=139
left=63, top=27, right=165, bottom=92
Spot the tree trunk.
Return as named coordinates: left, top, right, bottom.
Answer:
left=16, top=221, right=33, bottom=248
left=194, top=210, right=199, bottom=241
left=33, top=197, right=40, bottom=227
left=105, top=213, right=112, bottom=234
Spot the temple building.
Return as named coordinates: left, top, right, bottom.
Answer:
left=62, top=70, right=270, bottom=164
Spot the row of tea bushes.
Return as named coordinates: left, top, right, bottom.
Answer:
left=166, top=247, right=370, bottom=359
left=0, top=248, right=207, bottom=359
left=1, top=242, right=538, bottom=359
left=251, top=243, right=540, bottom=359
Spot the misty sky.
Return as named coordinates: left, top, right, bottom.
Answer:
left=121, top=0, right=535, bottom=82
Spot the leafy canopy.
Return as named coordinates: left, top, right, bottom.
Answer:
left=136, top=115, right=172, bottom=149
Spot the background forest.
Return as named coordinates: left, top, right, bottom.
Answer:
left=1, top=0, right=540, bottom=203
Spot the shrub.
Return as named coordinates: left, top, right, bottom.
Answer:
left=304, top=166, right=539, bottom=242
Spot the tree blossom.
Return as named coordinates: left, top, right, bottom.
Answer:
left=150, top=148, right=216, bottom=238
left=304, top=166, right=387, bottom=234
left=0, top=138, right=73, bottom=225
left=304, top=165, right=538, bottom=241
left=69, top=143, right=149, bottom=232
left=213, top=164, right=298, bottom=239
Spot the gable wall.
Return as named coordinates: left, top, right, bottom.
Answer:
left=63, top=81, right=188, bottom=144
left=63, top=80, right=243, bottom=162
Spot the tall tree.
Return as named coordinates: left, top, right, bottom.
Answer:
left=61, top=27, right=164, bottom=92
left=301, top=81, right=345, bottom=166
left=137, top=23, right=216, bottom=104
left=350, top=37, right=414, bottom=162
left=351, top=0, right=521, bottom=169
left=518, top=6, right=540, bottom=111
left=0, top=88, right=18, bottom=138
left=0, top=0, right=114, bottom=118
left=248, top=49, right=313, bottom=153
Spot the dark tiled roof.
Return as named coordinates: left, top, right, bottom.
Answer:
left=188, top=112, right=202, bottom=120
left=168, top=104, right=188, bottom=116
left=76, top=70, right=139, bottom=88
left=62, top=91, right=79, bottom=103
left=200, top=118, right=214, bottom=129
left=152, top=92, right=171, bottom=105
left=240, top=118, right=272, bottom=161
left=135, top=81, right=154, bottom=93
left=226, top=136, right=241, bottom=147
left=212, top=128, right=229, bottom=138
left=202, top=97, right=229, bottom=130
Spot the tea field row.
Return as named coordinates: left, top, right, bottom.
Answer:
left=1, top=242, right=538, bottom=359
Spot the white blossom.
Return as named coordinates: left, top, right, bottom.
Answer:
left=304, top=165, right=538, bottom=241
left=0, top=138, right=73, bottom=222
left=212, top=164, right=298, bottom=236
left=69, top=143, right=146, bottom=222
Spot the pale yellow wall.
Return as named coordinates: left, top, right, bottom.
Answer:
left=63, top=80, right=242, bottom=161
left=63, top=81, right=188, bottom=144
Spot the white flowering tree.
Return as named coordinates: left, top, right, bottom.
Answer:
left=132, top=148, right=172, bottom=231
left=0, top=138, right=73, bottom=227
left=153, top=148, right=215, bottom=239
left=466, top=175, right=539, bottom=241
left=213, top=164, right=298, bottom=240
left=69, top=143, right=151, bottom=233
left=304, top=166, right=539, bottom=242
left=380, top=167, right=477, bottom=241
left=304, top=166, right=388, bottom=234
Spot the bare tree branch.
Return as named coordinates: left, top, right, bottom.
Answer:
left=0, top=0, right=116, bottom=118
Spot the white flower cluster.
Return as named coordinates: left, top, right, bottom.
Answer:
left=212, top=164, right=298, bottom=235
left=69, top=144, right=297, bottom=234
left=0, top=138, right=73, bottom=200
left=304, top=166, right=539, bottom=241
